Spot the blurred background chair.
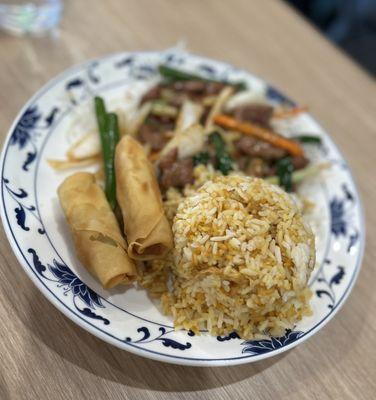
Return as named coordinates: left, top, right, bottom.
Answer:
left=286, top=0, right=376, bottom=76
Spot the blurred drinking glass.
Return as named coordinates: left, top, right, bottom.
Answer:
left=0, top=0, right=62, bottom=36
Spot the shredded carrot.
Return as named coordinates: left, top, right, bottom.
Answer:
left=273, top=106, right=308, bottom=119
left=214, top=114, right=304, bottom=157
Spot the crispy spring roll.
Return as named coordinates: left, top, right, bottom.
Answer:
left=115, top=136, right=173, bottom=260
left=58, top=172, right=137, bottom=289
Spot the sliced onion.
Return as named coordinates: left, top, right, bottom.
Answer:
left=47, top=156, right=100, bottom=170
left=225, top=88, right=268, bottom=111
left=66, top=130, right=100, bottom=161
left=115, top=108, right=129, bottom=137
left=205, top=86, right=234, bottom=132
left=176, top=100, right=204, bottom=132
left=127, top=102, right=152, bottom=136
left=161, top=123, right=206, bottom=160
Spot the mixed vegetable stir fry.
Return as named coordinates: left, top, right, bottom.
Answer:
left=50, top=64, right=326, bottom=194
left=136, top=65, right=322, bottom=192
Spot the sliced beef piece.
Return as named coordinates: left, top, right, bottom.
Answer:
left=200, top=106, right=211, bottom=125
left=159, top=149, right=194, bottom=189
left=141, top=85, right=162, bottom=103
left=138, top=116, right=174, bottom=151
left=149, top=114, right=175, bottom=126
left=232, top=104, right=274, bottom=127
left=138, top=125, right=169, bottom=151
left=159, top=148, right=178, bottom=170
left=291, top=155, right=309, bottom=170
left=205, top=81, right=225, bottom=95
left=162, top=158, right=194, bottom=189
left=142, top=81, right=226, bottom=109
left=172, top=80, right=225, bottom=101
left=172, top=80, right=207, bottom=95
left=235, top=136, right=287, bottom=161
left=168, top=93, right=185, bottom=107
left=235, top=155, right=249, bottom=171
left=265, top=165, right=277, bottom=177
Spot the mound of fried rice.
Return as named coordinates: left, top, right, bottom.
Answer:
left=140, top=166, right=315, bottom=339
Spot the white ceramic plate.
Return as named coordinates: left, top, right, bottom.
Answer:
left=0, top=50, right=365, bottom=366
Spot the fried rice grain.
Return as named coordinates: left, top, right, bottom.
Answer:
left=141, top=167, right=315, bottom=338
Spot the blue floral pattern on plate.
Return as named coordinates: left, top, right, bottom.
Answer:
left=126, top=327, right=192, bottom=350
left=241, top=330, right=304, bottom=354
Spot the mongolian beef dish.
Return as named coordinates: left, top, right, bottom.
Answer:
left=53, top=64, right=328, bottom=339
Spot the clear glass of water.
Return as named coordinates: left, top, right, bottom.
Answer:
left=0, top=0, right=63, bottom=36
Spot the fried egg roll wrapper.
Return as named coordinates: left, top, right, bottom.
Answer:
left=115, top=136, right=173, bottom=260
left=58, top=172, right=137, bottom=289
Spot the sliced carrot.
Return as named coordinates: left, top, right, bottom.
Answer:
left=213, top=114, right=304, bottom=157
left=273, top=106, right=308, bottom=119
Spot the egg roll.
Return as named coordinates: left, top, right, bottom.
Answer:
left=115, top=136, right=173, bottom=260
left=58, top=172, right=137, bottom=289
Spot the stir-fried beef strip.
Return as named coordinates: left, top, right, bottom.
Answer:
left=159, top=148, right=178, bottom=170
left=140, top=80, right=310, bottom=186
left=141, top=85, right=162, bottom=103
left=159, top=148, right=194, bottom=189
left=235, top=136, right=287, bottom=161
left=291, top=155, right=309, bottom=170
left=138, top=115, right=174, bottom=151
left=231, top=104, right=274, bottom=128
left=171, top=80, right=225, bottom=97
left=141, top=81, right=225, bottom=106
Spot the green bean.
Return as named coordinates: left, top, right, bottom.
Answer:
left=267, top=162, right=330, bottom=189
left=105, top=113, right=120, bottom=209
left=95, top=96, right=107, bottom=137
left=294, top=135, right=322, bottom=144
left=193, top=151, right=210, bottom=166
left=268, top=162, right=330, bottom=185
left=277, top=157, right=294, bottom=192
left=158, top=65, right=247, bottom=91
left=94, top=97, right=119, bottom=210
left=209, top=132, right=233, bottom=175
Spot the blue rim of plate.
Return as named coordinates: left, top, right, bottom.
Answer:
left=0, top=50, right=365, bottom=366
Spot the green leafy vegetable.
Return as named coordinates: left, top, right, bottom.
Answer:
left=193, top=151, right=210, bottom=166
left=94, top=97, right=120, bottom=210
left=158, top=65, right=247, bottom=91
left=209, top=132, right=233, bottom=175
left=277, top=157, right=294, bottom=192
left=266, top=163, right=330, bottom=186
left=294, top=135, right=322, bottom=144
